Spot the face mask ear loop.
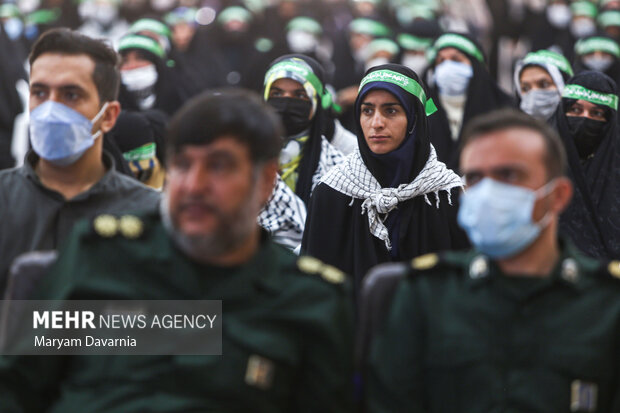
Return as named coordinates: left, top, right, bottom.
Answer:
left=533, top=178, right=558, bottom=229
left=91, top=102, right=109, bottom=139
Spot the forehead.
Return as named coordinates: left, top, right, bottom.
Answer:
left=460, top=128, right=547, bottom=172
left=361, top=88, right=399, bottom=104
left=171, top=136, right=251, bottom=160
left=437, top=47, right=468, bottom=61
left=30, top=53, right=96, bottom=89
left=271, top=77, right=304, bottom=90
left=520, top=65, right=552, bottom=82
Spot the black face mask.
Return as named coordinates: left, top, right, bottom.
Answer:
left=566, top=116, right=607, bottom=159
left=267, top=97, right=312, bottom=137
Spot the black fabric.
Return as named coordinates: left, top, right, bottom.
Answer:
left=550, top=70, right=620, bottom=259
left=301, top=64, right=469, bottom=301
left=426, top=32, right=516, bottom=170
left=268, top=97, right=312, bottom=136
left=264, top=54, right=331, bottom=205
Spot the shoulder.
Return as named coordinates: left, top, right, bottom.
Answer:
left=275, top=253, right=350, bottom=297
left=402, top=250, right=480, bottom=281
left=0, top=166, right=26, bottom=187
left=106, top=171, right=161, bottom=205
left=319, top=136, right=346, bottom=165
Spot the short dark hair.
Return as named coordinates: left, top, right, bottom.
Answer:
left=166, top=89, right=283, bottom=164
left=29, top=28, right=120, bottom=103
left=460, top=108, right=567, bottom=180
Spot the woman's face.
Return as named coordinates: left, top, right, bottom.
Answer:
left=519, top=66, right=557, bottom=94
left=360, top=89, right=408, bottom=154
left=566, top=99, right=607, bottom=121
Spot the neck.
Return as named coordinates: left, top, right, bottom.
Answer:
left=497, top=223, right=559, bottom=277
left=201, top=227, right=261, bottom=267
left=35, top=146, right=106, bottom=200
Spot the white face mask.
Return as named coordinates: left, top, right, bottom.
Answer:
left=546, top=4, right=571, bottom=28
left=365, top=57, right=390, bottom=72
left=401, top=54, right=428, bottom=75
left=571, top=19, right=596, bottom=38
left=434, top=60, right=474, bottom=96
left=286, top=30, right=318, bottom=54
left=583, top=55, right=615, bottom=72
left=121, top=64, right=158, bottom=92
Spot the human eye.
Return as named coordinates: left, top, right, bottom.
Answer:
left=463, top=172, right=482, bottom=186
left=295, top=91, right=309, bottom=100
left=495, top=168, right=519, bottom=183
left=30, top=87, right=47, bottom=100
left=520, top=83, right=531, bottom=93
left=591, top=108, right=606, bottom=119
left=170, top=155, right=191, bottom=172
left=539, top=80, right=552, bottom=89
left=269, top=89, right=283, bottom=98
left=567, top=105, right=582, bottom=115
left=361, top=106, right=374, bottom=116
left=207, top=156, right=236, bottom=175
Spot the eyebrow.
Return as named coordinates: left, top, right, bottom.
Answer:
left=30, top=83, right=87, bottom=93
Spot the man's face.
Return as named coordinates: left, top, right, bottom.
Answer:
left=30, top=53, right=102, bottom=123
left=165, top=137, right=275, bottom=249
left=360, top=89, right=408, bottom=154
left=460, top=128, right=552, bottom=222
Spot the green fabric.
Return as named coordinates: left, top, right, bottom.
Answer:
left=348, top=18, right=391, bottom=37
left=286, top=16, right=322, bottom=34
left=26, top=8, right=60, bottom=25
left=118, top=34, right=165, bottom=58
left=570, top=1, right=598, bottom=18
left=397, top=33, right=433, bottom=51
left=598, top=10, right=620, bottom=28
left=522, top=50, right=574, bottom=77
left=365, top=38, right=400, bottom=57
left=433, top=33, right=484, bottom=63
left=562, top=84, right=619, bottom=110
left=129, top=18, right=171, bottom=38
left=123, top=143, right=157, bottom=162
left=575, top=36, right=620, bottom=58
left=217, top=6, right=252, bottom=24
left=0, top=4, right=20, bottom=18
left=164, top=8, right=197, bottom=26
left=359, top=69, right=438, bottom=116
left=0, top=212, right=354, bottom=412
left=367, top=241, right=620, bottom=412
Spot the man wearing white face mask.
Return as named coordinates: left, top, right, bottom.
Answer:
left=0, top=29, right=159, bottom=295
left=426, top=32, right=515, bottom=170
left=365, top=109, right=620, bottom=413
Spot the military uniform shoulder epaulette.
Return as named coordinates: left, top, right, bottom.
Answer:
left=90, top=213, right=146, bottom=240
left=408, top=251, right=483, bottom=278
left=296, top=256, right=346, bottom=285
left=600, top=260, right=620, bottom=281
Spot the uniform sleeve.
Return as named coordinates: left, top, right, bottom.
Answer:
left=294, top=285, right=355, bottom=413
left=365, top=278, right=427, bottom=413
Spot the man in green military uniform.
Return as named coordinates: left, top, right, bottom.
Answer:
left=0, top=90, right=353, bottom=412
left=365, top=109, right=620, bottom=412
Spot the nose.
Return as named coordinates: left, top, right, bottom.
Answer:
left=370, top=111, right=385, bottom=129
left=183, top=164, right=210, bottom=195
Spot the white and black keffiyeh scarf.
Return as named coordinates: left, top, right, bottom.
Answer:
left=321, top=145, right=463, bottom=250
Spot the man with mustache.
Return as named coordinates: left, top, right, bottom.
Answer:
left=0, top=90, right=353, bottom=412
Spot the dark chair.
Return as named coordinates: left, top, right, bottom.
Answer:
left=0, top=250, right=58, bottom=350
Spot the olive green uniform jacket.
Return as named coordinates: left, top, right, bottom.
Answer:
left=0, top=212, right=354, bottom=413
left=367, top=243, right=620, bottom=413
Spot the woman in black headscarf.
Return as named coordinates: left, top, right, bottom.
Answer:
left=550, top=70, right=620, bottom=258
left=426, top=32, right=515, bottom=170
left=301, top=64, right=468, bottom=297
left=263, top=54, right=354, bottom=205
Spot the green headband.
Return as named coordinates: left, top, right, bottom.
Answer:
left=562, top=84, right=618, bottom=110
left=575, top=36, right=620, bottom=57
left=217, top=6, right=252, bottom=24
left=397, top=33, right=433, bottom=51
left=570, top=2, right=598, bottom=18
left=349, top=18, right=391, bottom=37
left=433, top=33, right=484, bottom=63
left=359, top=69, right=438, bottom=116
left=130, top=19, right=171, bottom=38
left=0, top=4, right=20, bottom=18
left=118, top=35, right=165, bottom=58
left=123, top=143, right=156, bottom=162
left=264, top=60, right=323, bottom=95
left=598, top=10, right=620, bottom=27
left=523, top=50, right=573, bottom=77
left=286, top=16, right=322, bottom=34
left=365, top=38, right=400, bottom=56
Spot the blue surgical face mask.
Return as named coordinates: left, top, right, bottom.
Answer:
left=457, top=178, right=556, bottom=259
left=29, top=100, right=108, bottom=166
left=434, top=59, right=473, bottom=96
